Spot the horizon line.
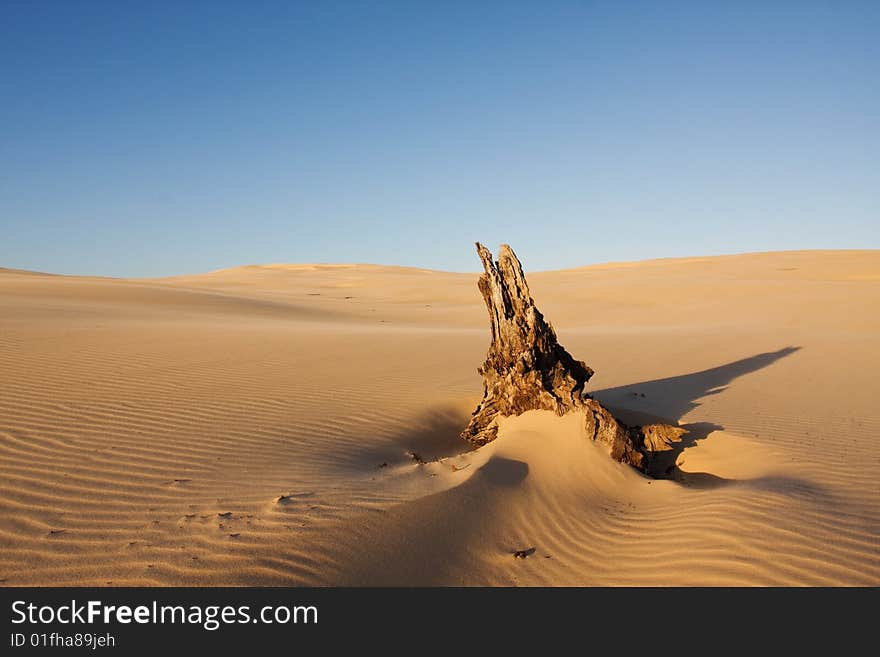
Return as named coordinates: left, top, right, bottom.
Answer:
left=2, top=247, right=878, bottom=281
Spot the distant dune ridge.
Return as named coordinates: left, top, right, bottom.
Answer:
left=0, top=250, right=878, bottom=585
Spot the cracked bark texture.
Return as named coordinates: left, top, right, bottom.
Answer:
left=462, top=242, right=677, bottom=474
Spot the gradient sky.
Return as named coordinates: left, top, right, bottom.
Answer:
left=2, top=1, right=878, bottom=276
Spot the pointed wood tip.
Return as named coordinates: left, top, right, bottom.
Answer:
left=475, top=242, right=495, bottom=273
left=497, top=243, right=521, bottom=267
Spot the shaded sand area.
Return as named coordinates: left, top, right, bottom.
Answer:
left=0, top=250, right=878, bottom=585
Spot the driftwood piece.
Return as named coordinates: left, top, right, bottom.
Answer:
left=461, top=242, right=681, bottom=475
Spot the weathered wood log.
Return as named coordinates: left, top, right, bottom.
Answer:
left=462, top=242, right=681, bottom=474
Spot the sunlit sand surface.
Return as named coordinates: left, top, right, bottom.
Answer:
left=1, top=250, right=877, bottom=585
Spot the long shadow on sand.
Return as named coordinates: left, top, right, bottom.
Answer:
left=593, top=346, right=802, bottom=486
left=593, top=346, right=801, bottom=421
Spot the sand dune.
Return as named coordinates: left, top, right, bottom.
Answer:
left=1, top=251, right=878, bottom=585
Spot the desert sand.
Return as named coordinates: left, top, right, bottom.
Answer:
left=0, top=250, right=878, bottom=586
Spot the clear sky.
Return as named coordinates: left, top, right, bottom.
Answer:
left=2, top=1, right=878, bottom=276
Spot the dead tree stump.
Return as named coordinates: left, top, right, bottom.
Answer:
left=461, top=242, right=679, bottom=474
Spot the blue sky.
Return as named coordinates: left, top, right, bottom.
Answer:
left=2, top=1, right=878, bottom=276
